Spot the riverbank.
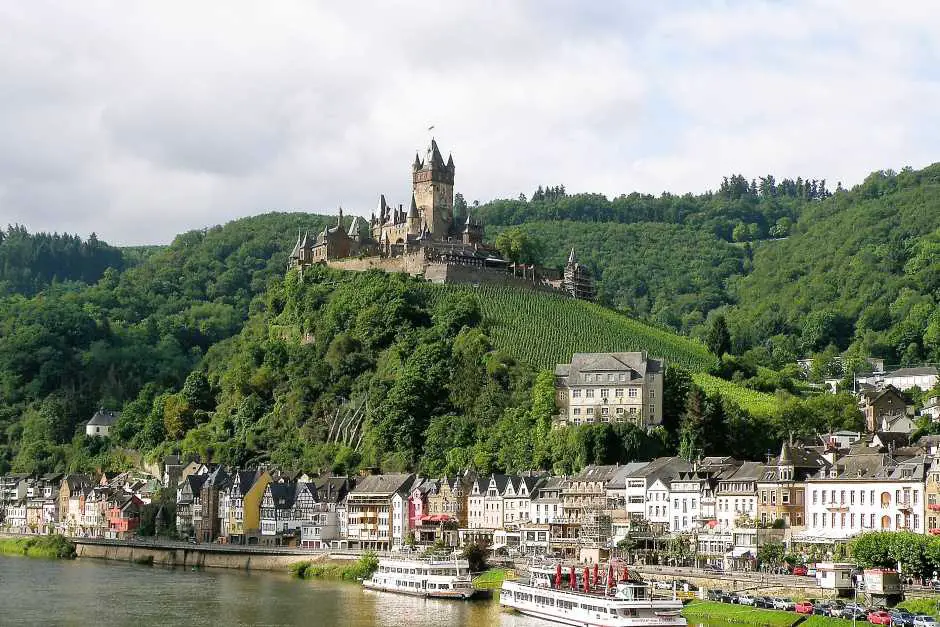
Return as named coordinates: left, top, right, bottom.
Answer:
left=681, top=601, right=859, bottom=627
left=0, top=535, right=76, bottom=559
left=472, top=568, right=509, bottom=590
left=289, top=552, right=378, bottom=581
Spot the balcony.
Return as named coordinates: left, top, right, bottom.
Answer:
left=928, top=503, right=940, bottom=512
left=897, top=501, right=913, bottom=512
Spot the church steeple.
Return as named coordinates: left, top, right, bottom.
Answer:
left=568, top=247, right=577, bottom=264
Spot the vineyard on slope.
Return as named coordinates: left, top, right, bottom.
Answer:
left=427, top=283, right=715, bottom=371
left=691, top=373, right=777, bottom=418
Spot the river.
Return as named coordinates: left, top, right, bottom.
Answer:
left=0, top=555, right=551, bottom=626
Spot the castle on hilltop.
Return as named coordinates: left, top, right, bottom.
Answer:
left=288, top=139, right=594, bottom=299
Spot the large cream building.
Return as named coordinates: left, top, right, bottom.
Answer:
left=554, top=352, right=664, bottom=429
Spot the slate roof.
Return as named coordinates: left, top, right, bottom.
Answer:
left=885, top=367, right=939, bottom=378
left=606, top=462, right=652, bottom=490
left=87, top=409, right=120, bottom=427
left=571, top=464, right=622, bottom=483
left=269, top=482, right=298, bottom=509
left=555, top=352, right=662, bottom=381
left=350, top=473, right=415, bottom=497
left=312, top=476, right=351, bottom=503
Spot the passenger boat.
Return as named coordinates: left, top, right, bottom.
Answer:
left=362, top=555, right=478, bottom=599
left=500, top=561, right=687, bottom=626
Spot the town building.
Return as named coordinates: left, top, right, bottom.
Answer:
left=223, top=469, right=271, bottom=544
left=858, top=386, right=910, bottom=432
left=196, top=467, right=229, bottom=543
left=554, top=352, right=665, bottom=429
left=715, top=461, right=763, bottom=529
left=345, top=473, right=415, bottom=551
left=756, top=442, right=828, bottom=530
left=802, top=453, right=927, bottom=541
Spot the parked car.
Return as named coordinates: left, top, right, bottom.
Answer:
left=807, top=566, right=817, bottom=577
left=891, top=611, right=915, bottom=627
left=844, top=608, right=869, bottom=621
left=813, top=602, right=832, bottom=616
left=913, top=616, right=938, bottom=627
left=845, top=603, right=869, bottom=615
left=707, top=589, right=723, bottom=601
left=754, top=596, right=774, bottom=609
left=737, top=594, right=755, bottom=606
left=795, top=601, right=814, bottom=614
left=653, top=580, right=672, bottom=590
left=829, top=602, right=847, bottom=617
left=773, top=598, right=795, bottom=611
left=792, top=565, right=808, bottom=576
left=868, top=610, right=892, bottom=625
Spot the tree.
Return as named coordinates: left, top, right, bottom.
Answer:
left=461, top=540, right=489, bottom=573
left=757, top=540, right=785, bottom=568
left=705, top=315, right=731, bottom=357
left=494, top=228, right=544, bottom=265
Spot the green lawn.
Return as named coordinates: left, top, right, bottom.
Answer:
left=681, top=601, right=797, bottom=627
left=473, top=568, right=509, bottom=590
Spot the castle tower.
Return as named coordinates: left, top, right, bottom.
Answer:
left=564, top=248, right=595, bottom=301
left=412, top=139, right=455, bottom=240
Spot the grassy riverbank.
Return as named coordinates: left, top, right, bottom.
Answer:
left=289, top=552, right=378, bottom=581
left=472, top=568, right=510, bottom=590
left=681, top=601, right=797, bottom=627
left=0, top=535, right=76, bottom=559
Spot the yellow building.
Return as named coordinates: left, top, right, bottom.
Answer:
left=225, top=469, right=271, bottom=545
left=925, top=458, right=940, bottom=533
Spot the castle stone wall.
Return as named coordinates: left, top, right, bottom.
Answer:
left=327, top=254, right=562, bottom=295
left=327, top=253, right=427, bottom=276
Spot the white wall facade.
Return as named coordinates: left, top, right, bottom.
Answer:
left=805, top=480, right=923, bottom=539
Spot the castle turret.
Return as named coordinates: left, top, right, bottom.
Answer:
left=407, top=194, right=421, bottom=234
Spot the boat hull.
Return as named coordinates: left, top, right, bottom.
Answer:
left=500, top=581, right=687, bottom=627
left=362, top=580, right=477, bottom=600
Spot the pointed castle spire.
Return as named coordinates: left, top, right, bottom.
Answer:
left=408, top=194, right=419, bottom=219
left=568, top=247, right=577, bottom=264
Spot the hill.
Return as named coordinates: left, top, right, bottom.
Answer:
left=727, top=166, right=940, bottom=367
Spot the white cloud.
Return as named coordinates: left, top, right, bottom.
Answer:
left=0, top=0, right=937, bottom=244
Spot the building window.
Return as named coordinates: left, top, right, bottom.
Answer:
left=615, top=389, right=624, bottom=397
left=573, top=408, right=581, bottom=416
left=782, top=491, right=790, bottom=505
left=649, top=404, right=655, bottom=415
left=586, top=389, right=595, bottom=398
left=821, top=491, right=826, bottom=505
left=585, top=374, right=592, bottom=383
left=615, top=408, right=624, bottom=414
left=600, top=388, right=609, bottom=398
left=601, top=407, right=609, bottom=415
left=812, top=490, right=818, bottom=505
left=914, top=491, right=919, bottom=505
left=572, top=389, right=581, bottom=398
left=840, top=490, right=845, bottom=505
left=608, top=374, right=614, bottom=382
left=914, top=514, right=920, bottom=530
left=628, top=388, right=637, bottom=398
left=586, top=407, right=594, bottom=415
left=851, top=491, right=855, bottom=505
left=813, top=513, right=818, bottom=527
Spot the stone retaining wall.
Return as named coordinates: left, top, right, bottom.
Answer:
left=74, top=542, right=341, bottom=571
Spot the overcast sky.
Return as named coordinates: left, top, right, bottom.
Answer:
left=1, top=1, right=938, bottom=245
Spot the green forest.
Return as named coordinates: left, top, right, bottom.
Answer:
left=1, top=163, right=938, bottom=476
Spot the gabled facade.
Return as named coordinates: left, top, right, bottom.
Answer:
left=554, top=353, right=664, bottom=429
left=224, top=469, right=272, bottom=544
left=756, top=442, right=828, bottom=529
left=715, top=461, right=763, bottom=529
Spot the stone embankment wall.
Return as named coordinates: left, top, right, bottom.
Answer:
left=327, top=253, right=426, bottom=275
left=74, top=541, right=344, bottom=571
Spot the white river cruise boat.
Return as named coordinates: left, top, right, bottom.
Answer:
left=362, top=555, right=478, bottom=600
left=500, top=561, right=687, bottom=627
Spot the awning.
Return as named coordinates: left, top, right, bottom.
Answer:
left=727, top=547, right=754, bottom=558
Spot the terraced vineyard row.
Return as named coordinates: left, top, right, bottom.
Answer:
left=692, top=373, right=778, bottom=418
left=428, top=283, right=715, bottom=371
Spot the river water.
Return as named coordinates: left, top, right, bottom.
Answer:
left=0, top=555, right=551, bottom=626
